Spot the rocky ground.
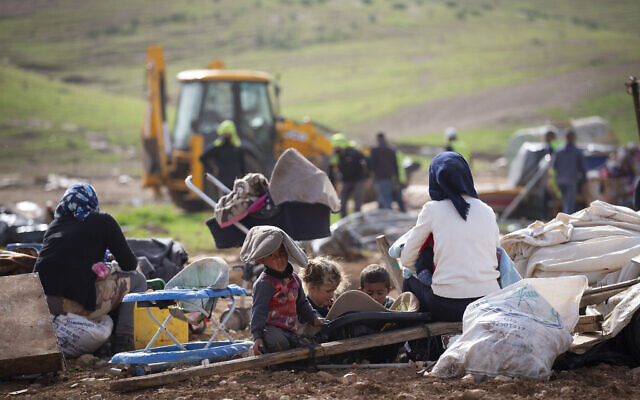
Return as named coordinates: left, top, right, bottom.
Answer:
left=1, top=355, right=639, bottom=399
left=2, top=252, right=640, bottom=399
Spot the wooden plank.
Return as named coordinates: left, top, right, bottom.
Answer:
left=111, top=322, right=461, bottom=392
left=574, top=314, right=603, bottom=333
left=579, top=278, right=640, bottom=307
left=0, top=273, right=65, bottom=378
left=375, top=235, right=404, bottom=292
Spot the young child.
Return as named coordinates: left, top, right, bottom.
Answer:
left=301, top=256, right=347, bottom=318
left=359, top=264, right=394, bottom=308
left=241, top=226, right=322, bottom=355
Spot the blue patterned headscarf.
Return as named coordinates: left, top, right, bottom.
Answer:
left=54, top=183, right=100, bottom=221
left=429, top=151, right=478, bottom=221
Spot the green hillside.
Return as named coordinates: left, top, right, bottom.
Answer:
left=0, top=64, right=147, bottom=173
left=1, top=0, right=640, bottom=169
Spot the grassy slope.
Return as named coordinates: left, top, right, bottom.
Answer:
left=0, top=64, right=149, bottom=173
left=1, top=0, right=640, bottom=161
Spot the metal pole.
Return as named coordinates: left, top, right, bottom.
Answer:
left=626, top=76, right=640, bottom=140
left=185, top=175, right=249, bottom=234
left=498, top=155, right=551, bottom=223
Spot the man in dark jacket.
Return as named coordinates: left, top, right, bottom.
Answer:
left=200, top=120, right=246, bottom=190
left=330, top=133, right=369, bottom=218
left=552, top=130, right=587, bottom=214
left=370, top=132, right=399, bottom=209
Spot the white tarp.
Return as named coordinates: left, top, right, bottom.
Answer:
left=500, top=201, right=640, bottom=286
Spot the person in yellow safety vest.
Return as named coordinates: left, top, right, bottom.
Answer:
left=199, top=120, right=246, bottom=190
left=391, top=149, right=407, bottom=212
left=541, top=130, right=561, bottom=220
left=329, top=133, right=369, bottom=218
left=444, top=127, right=471, bottom=162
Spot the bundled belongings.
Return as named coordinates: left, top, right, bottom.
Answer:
left=432, top=276, right=587, bottom=380
left=202, top=148, right=341, bottom=248
left=214, top=173, right=269, bottom=228
left=500, top=201, right=640, bottom=360
left=500, top=201, right=640, bottom=285
left=53, top=313, right=113, bottom=358
left=126, top=237, right=189, bottom=282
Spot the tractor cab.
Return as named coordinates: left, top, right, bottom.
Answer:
left=173, top=66, right=280, bottom=172
left=140, top=46, right=333, bottom=210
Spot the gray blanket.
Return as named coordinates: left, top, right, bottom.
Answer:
left=269, top=148, right=340, bottom=212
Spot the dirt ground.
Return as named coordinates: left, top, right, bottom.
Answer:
left=2, top=251, right=640, bottom=399
left=354, top=61, right=640, bottom=138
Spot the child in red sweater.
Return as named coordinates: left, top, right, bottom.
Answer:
left=241, top=226, right=323, bottom=355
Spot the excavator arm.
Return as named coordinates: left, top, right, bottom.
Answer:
left=141, top=46, right=171, bottom=190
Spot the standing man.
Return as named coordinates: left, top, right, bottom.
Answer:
left=330, top=133, right=369, bottom=218
left=552, top=130, right=587, bottom=214
left=370, top=132, right=399, bottom=210
left=200, top=120, right=246, bottom=190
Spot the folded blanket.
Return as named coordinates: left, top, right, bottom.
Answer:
left=215, top=173, right=269, bottom=227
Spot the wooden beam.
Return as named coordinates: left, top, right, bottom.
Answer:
left=574, top=314, right=604, bottom=333
left=375, top=235, right=404, bottom=292
left=111, top=322, right=461, bottom=392
left=580, top=277, right=640, bottom=307
left=0, top=273, right=65, bottom=378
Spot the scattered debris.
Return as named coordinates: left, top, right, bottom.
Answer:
left=311, top=209, right=417, bottom=256
left=77, top=354, right=100, bottom=366
left=461, top=389, right=487, bottom=400
left=341, top=372, right=358, bottom=385
left=44, top=173, right=82, bottom=192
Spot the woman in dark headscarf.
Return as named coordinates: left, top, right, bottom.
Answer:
left=34, top=183, right=147, bottom=354
left=400, top=152, right=500, bottom=321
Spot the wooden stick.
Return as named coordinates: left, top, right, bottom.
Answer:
left=580, top=277, right=640, bottom=307
left=375, top=235, right=404, bottom=291
left=574, top=315, right=603, bottom=333
left=111, top=322, right=461, bottom=392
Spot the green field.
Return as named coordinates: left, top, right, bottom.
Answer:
left=1, top=0, right=640, bottom=252
left=1, top=0, right=640, bottom=172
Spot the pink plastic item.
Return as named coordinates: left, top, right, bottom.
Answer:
left=92, top=262, right=111, bottom=279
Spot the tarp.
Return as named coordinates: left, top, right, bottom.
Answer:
left=126, top=238, right=189, bottom=282
left=269, top=148, right=340, bottom=212
left=500, top=201, right=640, bottom=286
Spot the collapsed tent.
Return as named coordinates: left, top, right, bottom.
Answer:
left=500, top=201, right=640, bottom=286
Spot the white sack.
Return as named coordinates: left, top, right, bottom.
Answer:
left=52, top=313, right=113, bottom=358
left=432, top=276, right=586, bottom=380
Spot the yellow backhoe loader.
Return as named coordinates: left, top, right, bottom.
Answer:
left=140, top=46, right=334, bottom=210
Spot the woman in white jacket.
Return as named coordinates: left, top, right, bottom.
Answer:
left=400, top=151, right=500, bottom=321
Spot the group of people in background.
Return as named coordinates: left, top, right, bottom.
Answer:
left=329, top=131, right=408, bottom=217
